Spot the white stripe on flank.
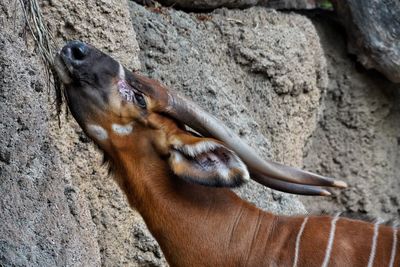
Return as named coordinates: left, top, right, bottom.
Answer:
left=367, top=219, right=383, bottom=267
left=321, top=214, right=340, bottom=267
left=389, top=227, right=398, bottom=267
left=293, top=217, right=308, bottom=267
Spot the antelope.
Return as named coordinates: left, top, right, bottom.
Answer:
left=54, top=40, right=399, bottom=267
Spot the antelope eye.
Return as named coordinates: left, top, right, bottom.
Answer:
left=134, top=92, right=146, bottom=108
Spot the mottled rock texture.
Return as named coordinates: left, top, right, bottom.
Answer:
left=333, top=0, right=400, bottom=83
left=41, top=0, right=141, bottom=69
left=129, top=2, right=326, bottom=213
left=144, top=0, right=323, bottom=10
left=2, top=0, right=398, bottom=266
left=1, top=0, right=329, bottom=265
left=0, top=1, right=100, bottom=266
left=301, top=17, right=400, bottom=221
left=41, top=0, right=165, bottom=266
left=146, top=0, right=400, bottom=83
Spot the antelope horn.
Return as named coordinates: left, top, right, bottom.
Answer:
left=252, top=172, right=332, bottom=196
left=167, top=93, right=346, bottom=187
left=128, top=72, right=347, bottom=194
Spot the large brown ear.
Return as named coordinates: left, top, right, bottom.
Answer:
left=168, top=134, right=250, bottom=187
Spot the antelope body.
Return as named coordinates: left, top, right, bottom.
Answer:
left=54, top=41, right=399, bottom=267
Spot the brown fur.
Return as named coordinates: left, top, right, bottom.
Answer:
left=56, top=42, right=399, bottom=267
left=100, top=113, right=399, bottom=266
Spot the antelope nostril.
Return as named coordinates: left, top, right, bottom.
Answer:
left=71, top=44, right=87, bottom=60
left=70, top=42, right=87, bottom=61
left=62, top=41, right=88, bottom=62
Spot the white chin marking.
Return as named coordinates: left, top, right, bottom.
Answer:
left=112, top=123, right=133, bottom=135
left=87, top=124, right=108, bottom=141
left=118, top=63, right=125, bottom=80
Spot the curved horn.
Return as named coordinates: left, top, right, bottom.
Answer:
left=252, top=172, right=331, bottom=196
left=165, top=93, right=347, bottom=188
left=127, top=72, right=347, bottom=194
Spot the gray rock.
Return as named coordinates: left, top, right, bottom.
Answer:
left=41, top=0, right=166, bottom=266
left=129, top=2, right=327, bottom=214
left=143, top=0, right=322, bottom=10
left=301, top=18, right=400, bottom=220
left=333, top=0, right=400, bottom=83
left=0, top=1, right=100, bottom=266
left=143, top=0, right=400, bottom=83
left=5, top=0, right=383, bottom=266
left=41, top=0, right=141, bottom=69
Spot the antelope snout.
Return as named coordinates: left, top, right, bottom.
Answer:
left=61, top=40, right=89, bottom=65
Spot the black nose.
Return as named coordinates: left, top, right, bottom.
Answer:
left=61, top=41, right=89, bottom=62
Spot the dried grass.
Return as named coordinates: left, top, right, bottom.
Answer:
left=19, top=0, right=63, bottom=117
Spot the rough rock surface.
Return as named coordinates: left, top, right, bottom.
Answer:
left=41, top=0, right=166, bottom=266
left=129, top=2, right=326, bottom=213
left=146, top=0, right=323, bottom=10
left=333, top=0, right=400, bottom=83
left=41, top=0, right=141, bottom=69
left=140, top=0, right=400, bottom=83
left=0, top=1, right=100, bottom=266
left=5, top=1, right=384, bottom=266
left=1, top=0, right=330, bottom=266
left=301, top=17, right=400, bottom=221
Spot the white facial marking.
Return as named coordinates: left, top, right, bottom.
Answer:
left=321, top=214, right=340, bottom=267
left=293, top=217, right=308, bottom=267
left=87, top=124, right=108, bottom=141
left=118, top=63, right=125, bottom=80
left=389, top=226, right=398, bottom=267
left=112, top=123, right=133, bottom=136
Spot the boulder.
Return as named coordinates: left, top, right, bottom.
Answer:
left=0, top=1, right=100, bottom=265
left=1, top=0, right=331, bottom=266
left=147, top=0, right=323, bottom=10
left=333, top=0, right=400, bottom=83
left=301, top=18, right=400, bottom=220
left=129, top=2, right=327, bottom=214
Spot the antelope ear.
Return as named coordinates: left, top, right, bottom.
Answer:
left=168, top=135, right=250, bottom=187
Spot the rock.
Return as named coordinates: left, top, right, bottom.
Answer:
left=0, top=0, right=165, bottom=266
left=141, top=0, right=400, bottom=83
left=40, top=0, right=166, bottom=266
left=300, top=17, right=400, bottom=220
left=0, top=1, right=100, bottom=265
left=41, top=0, right=141, bottom=69
left=333, top=0, right=400, bottom=83
left=144, top=0, right=324, bottom=10
left=129, top=2, right=327, bottom=214
left=1, top=1, right=342, bottom=266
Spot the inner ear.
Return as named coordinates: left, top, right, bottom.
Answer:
left=168, top=137, right=250, bottom=187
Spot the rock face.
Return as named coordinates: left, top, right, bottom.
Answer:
left=0, top=0, right=329, bottom=265
left=5, top=0, right=396, bottom=266
left=41, top=0, right=141, bottom=69
left=301, top=18, right=400, bottom=220
left=148, top=0, right=323, bottom=10
left=150, top=0, right=400, bottom=83
left=41, top=0, right=166, bottom=266
left=0, top=1, right=100, bottom=266
left=129, top=2, right=326, bottom=213
left=333, top=0, right=400, bottom=83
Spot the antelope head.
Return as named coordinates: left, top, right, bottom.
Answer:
left=54, top=41, right=347, bottom=195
